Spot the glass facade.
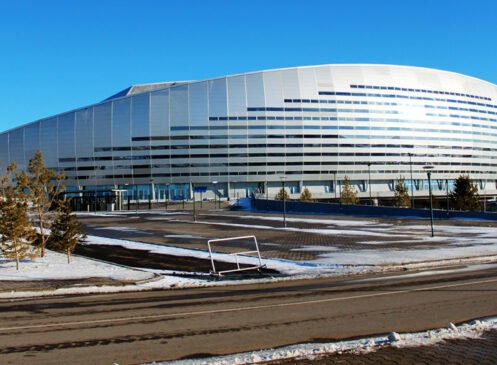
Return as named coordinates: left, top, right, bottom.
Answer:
left=1, top=64, right=497, bottom=200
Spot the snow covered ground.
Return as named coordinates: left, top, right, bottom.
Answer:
left=84, top=234, right=348, bottom=276
left=0, top=233, right=356, bottom=299
left=155, top=317, right=497, bottom=365
left=2, top=211, right=497, bottom=299
left=0, top=249, right=153, bottom=282
left=141, top=212, right=497, bottom=265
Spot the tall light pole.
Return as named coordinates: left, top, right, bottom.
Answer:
left=192, top=183, right=196, bottom=222
left=280, top=176, right=287, bottom=228
left=125, top=183, right=130, bottom=210
left=149, top=178, right=155, bottom=210
left=446, top=178, right=449, bottom=214
left=408, top=153, right=414, bottom=209
left=165, top=183, right=169, bottom=210
left=333, top=172, right=337, bottom=201
left=232, top=180, right=237, bottom=207
left=423, top=165, right=435, bottom=237
left=212, top=180, right=218, bottom=209
left=368, top=163, right=372, bottom=205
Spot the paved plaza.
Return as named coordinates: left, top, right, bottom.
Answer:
left=77, top=205, right=497, bottom=266
left=280, top=329, right=497, bottom=365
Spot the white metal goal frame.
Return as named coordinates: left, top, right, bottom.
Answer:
left=207, top=235, right=265, bottom=276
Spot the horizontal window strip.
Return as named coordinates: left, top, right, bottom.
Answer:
left=246, top=106, right=399, bottom=114
left=349, top=84, right=491, bottom=101
left=208, top=114, right=497, bottom=124
left=318, top=91, right=497, bottom=109
left=283, top=98, right=497, bottom=118
left=61, top=149, right=497, bottom=165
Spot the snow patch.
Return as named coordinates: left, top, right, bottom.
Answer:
left=0, top=250, right=153, bottom=282
left=94, top=226, right=152, bottom=234
left=164, top=234, right=205, bottom=240
left=156, top=317, right=497, bottom=365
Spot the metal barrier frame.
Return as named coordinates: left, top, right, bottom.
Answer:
left=207, top=235, right=264, bottom=276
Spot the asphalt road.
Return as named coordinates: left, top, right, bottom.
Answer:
left=1, top=266, right=497, bottom=365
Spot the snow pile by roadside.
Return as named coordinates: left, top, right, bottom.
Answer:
left=0, top=249, right=154, bottom=282
left=155, top=317, right=497, bottom=365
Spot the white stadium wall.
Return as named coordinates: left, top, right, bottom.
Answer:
left=1, top=64, right=497, bottom=201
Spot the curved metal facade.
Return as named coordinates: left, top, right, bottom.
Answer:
left=1, top=64, right=497, bottom=200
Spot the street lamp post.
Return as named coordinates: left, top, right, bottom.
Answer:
left=213, top=181, right=218, bottom=210
left=446, top=179, right=449, bottom=214
left=125, top=183, right=130, bottom=211
left=165, top=183, right=169, bottom=210
left=232, top=180, right=237, bottom=207
left=332, top=172, right=337, bottom=202
left=423, top=165, right=435, bottom=237
left=408, top=153, right=414, bottom=209
left=192, top=183, right=196, bottom=222
left=149, top=178, right=154, bottom=210
left=280, top=176, right=287, bottom=228
left=135, top=189, right=139, bottom=214
left=368, top=163, right=372, bottom=205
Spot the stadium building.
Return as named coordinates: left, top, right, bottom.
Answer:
left=1, top=64, right=497, bottom=207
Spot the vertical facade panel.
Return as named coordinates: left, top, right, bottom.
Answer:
left=170, top=85, right=189, bottom=128
left=24, top=122, right=40, bottom=165
left=208, top=79, right=228, bottom=117
left=93, top=103, right=112, bottom=148
left=131, top=93, right=151, bottom=184
left=9, top=128, right=25, bottom=171
left=131, top=93, right=150, bottom=138
left=75, top=108, right=95, bottom=184
left=189, top=82, right=208, bottom=126
left=150, top=89, right=169, bottom=136
left=262, top=71, right=283, bottom=107
left=40, top=118, right=58, bottom=170
left=58, top=113, right=76, bottom=158
left=93, top=103, right=113, bottom=186
left=245, top=73, right=265, bottom=107
left=297, top=67, right=318, bottom=99
left=57, top=112, right=77, bottom=186
left=281, top=69, right=301, bottom=101
left=0, top=133, right=9, bottom=172
left=112, top=98, right=132, bottom=185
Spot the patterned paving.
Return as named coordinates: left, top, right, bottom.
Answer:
left=274, top=329, right=497, bottom=365
left=77, top=207, right=497, bottom=263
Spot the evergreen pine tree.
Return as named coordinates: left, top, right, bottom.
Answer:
left=394, top=176, right=411, bottom=208
left=341, top=176, right=358, bottom=204
left=450, top=175, right=480, bottom=211
left=48, top=200, right=86, bottom=263
left=17, top=151, right=65, bottom=257
left=299, top=187, right=313, bottom=201
left=275, top=187, right=290, bottom=201
left=0, top=163, right=37, bottom=270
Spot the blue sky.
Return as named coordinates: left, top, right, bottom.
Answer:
left=1, top=0, right=496, bottom=132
